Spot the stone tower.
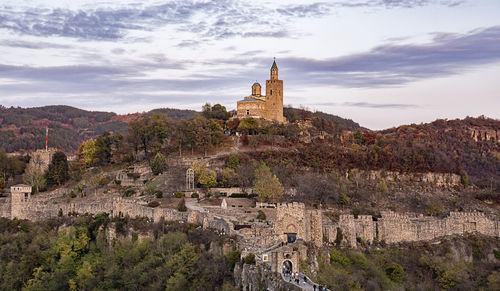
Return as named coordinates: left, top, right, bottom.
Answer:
left=265, top=59, right=284, bottom=123
left=10, top=184, right=32, bottom=219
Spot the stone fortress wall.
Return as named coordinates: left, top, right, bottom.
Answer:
left=2, top=186, right=499, bottom=250
left=325, top=211, right=500, bottom=247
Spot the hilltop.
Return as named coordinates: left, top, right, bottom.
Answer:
left=0, top=104, right=357, bottom=153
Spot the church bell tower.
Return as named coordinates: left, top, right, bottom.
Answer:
left=265, top=58, right=284, bottom=122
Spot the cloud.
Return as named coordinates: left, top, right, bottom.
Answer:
left=0, top=39, right=72, bottom=49
left=278, top=26, right=500, bottom=87
left=276, top=3, right=331, bottom=17
left=315, top=102, right=419, bottom=109
left=333, top=0, right=465, bottom=9
left=0, top=1, right=318, bottom=42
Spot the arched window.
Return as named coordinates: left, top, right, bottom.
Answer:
left=270, top=90, right=273, bottom=95
left=246, top=110, right=250, bottom=115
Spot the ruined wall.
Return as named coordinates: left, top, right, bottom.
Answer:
left=8, top=193, right=187, bottom=223
left=308, top=210, right=323, bottom=247
left=330, top=211, right=499, bottom=247
left=0, top=198, right=10, bottom=218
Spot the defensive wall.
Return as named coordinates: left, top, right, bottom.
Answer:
left=325, top=211, right=500, bottom=247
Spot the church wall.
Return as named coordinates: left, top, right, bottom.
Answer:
left=236, top=101, right=265, bottom=119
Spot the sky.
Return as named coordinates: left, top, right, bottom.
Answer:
left=0, top=0, right=499, bottom=129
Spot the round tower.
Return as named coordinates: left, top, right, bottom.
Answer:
left=252, top=82, right=261, bottom=96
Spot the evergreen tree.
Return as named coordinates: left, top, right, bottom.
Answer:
left=45, top=151, right=69, bottom=186
left=150, top=152, right=167, bottom=175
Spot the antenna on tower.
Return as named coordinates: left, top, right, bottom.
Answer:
left=45, top=126, right=48, bottom=152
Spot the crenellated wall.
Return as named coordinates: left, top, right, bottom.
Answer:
left=327, top=211, right=499, bottom=247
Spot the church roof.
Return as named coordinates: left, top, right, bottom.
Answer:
left=252, top=82, right=261, bottom=87
left=239, top=97, right=265, bottom=102
left=271, top=59, right=278, bottom=70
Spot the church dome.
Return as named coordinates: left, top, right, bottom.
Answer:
left=252, top=82, right=261, bottom=87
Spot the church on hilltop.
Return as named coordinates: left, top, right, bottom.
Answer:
left=236, top=59, right=284, bottom=123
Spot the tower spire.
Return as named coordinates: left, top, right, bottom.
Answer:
left=270, top=58, right=278, bottom=80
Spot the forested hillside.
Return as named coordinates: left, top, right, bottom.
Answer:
left=0, top=105, right=196, bottom=153
left=0, top=216, right=237, bottom=290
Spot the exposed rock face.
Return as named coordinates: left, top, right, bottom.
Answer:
left=365, top=170, right=461, bottom=188
left=234, top=263, right=301, bottom=291
left=470, top=127, right=498, bottom=142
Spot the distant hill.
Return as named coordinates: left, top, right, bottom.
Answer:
left=147, top=108, right=197, bottom=120
left=0, top=105, right=198, bottom=153
left=283, top=106, right=361, bottom=131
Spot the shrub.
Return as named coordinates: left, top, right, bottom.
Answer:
left=155, top=190, right=163, bottom=199
left=227, top=248, right=241, bottom=269
left=177, top=198, right=187, bottom=212
left=58, top=208, right=63, bottom=217
left=385, top=263, right=405, bottom=283
left=329, top=249, right=351, bottom=267
left=69, top=190, right=77, bottom=198
left=244, top=253, right=255, bottom=265
left=124, top=188, right=136, bottom=197
left=191, top=192, right=199, bottom=198
left=339, top=193, right=350, bottom=205
left=256, top=210, right=266, bottom=220
left=376, top=179, right=388, bottom=194
left=174, top=192, right=185, bottom=198
left=493, top=249, right=500, bottom=259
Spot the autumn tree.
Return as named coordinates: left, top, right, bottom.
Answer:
left=78, top=139, right=98, bottom=166
left=192, top=162, right=217, bottom=189
left=253, top=162, right=283, bottom=203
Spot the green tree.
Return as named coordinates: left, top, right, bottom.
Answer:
left=193, top=162, right=217, bottom=189
left=150, top=152, right=167, bottom=175
left=45, top=151, right=69, bottom=186
left=202, top=103, right=230, bottom=120
left=254, top=162, right=284, bottom=203
left=226, top=154, right=240, bottom=169
left=220, top=168, right=238, bottom=187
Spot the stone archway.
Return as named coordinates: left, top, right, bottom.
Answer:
left=282, top=260, right=293, bottom=275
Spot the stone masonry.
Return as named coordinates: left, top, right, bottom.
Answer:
left=274, top=202, right=323, bottom=247
left=326, top=211, right=500, bottom=247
